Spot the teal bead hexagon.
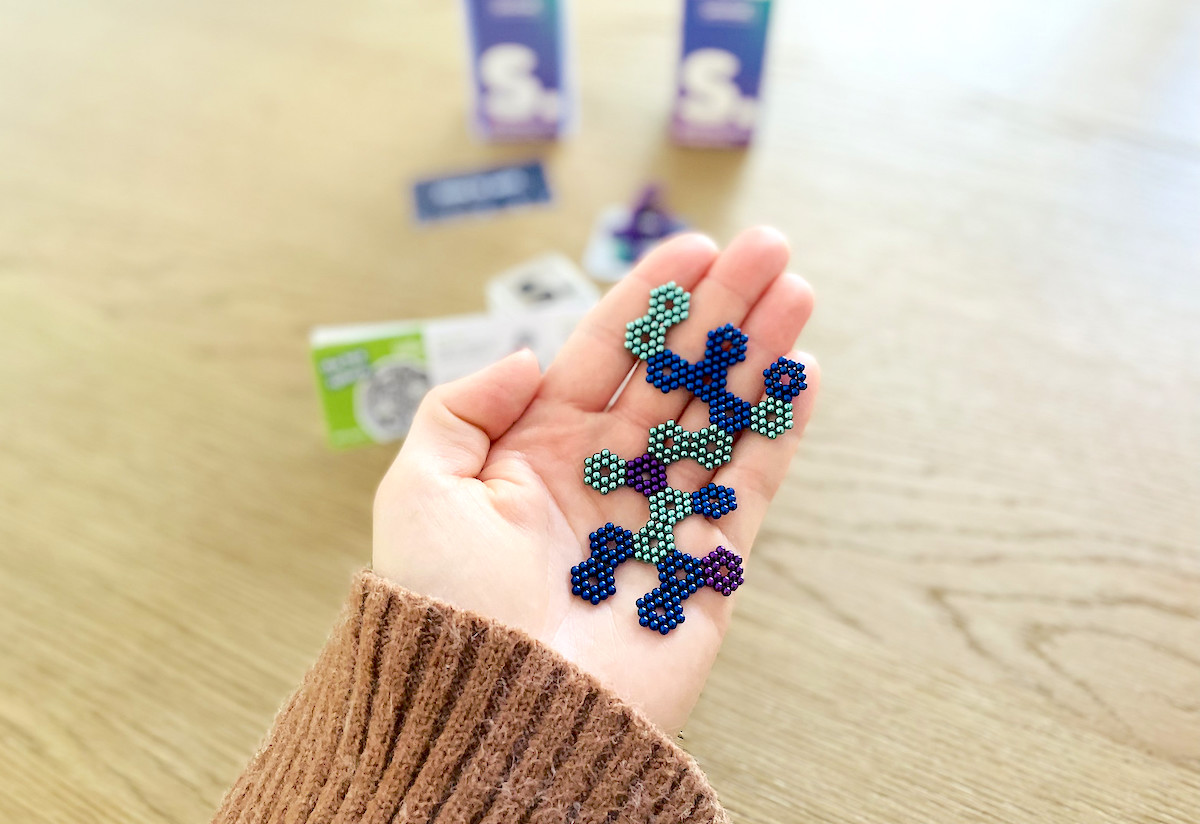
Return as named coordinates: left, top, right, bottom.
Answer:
left=647, top=420, right=689, bottom=465
left=647, top=282, right=690, bottom=326
left=647, top=487, right=693, bottom=526
left=624, top=316, right=668, bottom=361
left=584, top=449, right=627, bottom=494
left=633, top=522, right=674, bottom=564
left=749, top=397, right=793, bottom=439
left=688, top=425, right=734, bottom=470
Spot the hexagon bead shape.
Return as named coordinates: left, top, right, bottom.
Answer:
left=636, top=586, right=687, bottom=635
left=704, top=324, right=749, bottom=369
left=646, top=351, right=689, bottom=394
left=700, top=546, right=745, bottom=596
left=708, top=392, right=754, bottom=434
left=647, top=420, right=689, bottom=465
left=589, top=522, right=635, bottom=558
left=584, top=449, right=627, bottom=494
left=570, top=523, right=634, bottom=605
left=681, top=358, right=728, bottom=402
left=647, top=487, right=694, bottom=526
left=763, top=356, right=807, bottom=401
left=633, top=522, right=674, bottom=563
left=624, top=316, right=668, bottom=361
left=656, top=550, right=704, bottom=599
left=749, top=396, right=793, bottom=439
left=688, top=425, right=734, bottom=470
left=570, top=555, right=617, bottom=605
left=626, top=453, right=669, bottom=497
left=690, top=483, right=737, bottom=519
left=647, top=282, right=690, bottom=325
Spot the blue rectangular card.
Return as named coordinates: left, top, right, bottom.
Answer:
left=412, top=161, right=552, bottom=223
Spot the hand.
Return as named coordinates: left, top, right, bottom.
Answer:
left=373, top=228, right=818, bottom=732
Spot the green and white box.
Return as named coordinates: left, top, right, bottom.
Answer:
left=311, top=308, right=585, bottom=449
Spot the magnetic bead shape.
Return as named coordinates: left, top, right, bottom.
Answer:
left=625, top=283, right=689, bottom=363
left=584, top=449, right=627, bottom=494
left=708, top=391, right=754, bottom=434
left=647, top=282, right=690, bottom=325
left=625, top=452, right=668, bottom=497
left=704, top=323, right=749, bottom=369
left=648, top=487, right=693, bottom=526
left=646, top=420, right=689, bottom=465
left=624, top=316, right=667, bottom=361
left=681, top=358, right=729, bottom=402
left=589, top=522, right=635, bottom=559
left=570, top=555, right=617, bottom=604
left=570, top=523, right=635, bottom=604
left=700, top=546, right=745, bottom=596
left=633, top=521, right=674, bottom=563
left=749, top=396, right=793, bottom=439
left=646, top=351, right=689, bottom=394
left=691, top=483, right=737, bottom=519
left=763, top=357, right=807, bottom=401
left=656, top=549, right=704, bottom=599
left=636, top=586, right=687, bottom=635
left=687, top=425, right=734, bottom=470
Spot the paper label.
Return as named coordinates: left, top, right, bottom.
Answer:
left=412, top=161, right=552, bottom=223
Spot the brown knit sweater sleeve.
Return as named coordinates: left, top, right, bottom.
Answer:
left=212, top=570, right=730, bottom=824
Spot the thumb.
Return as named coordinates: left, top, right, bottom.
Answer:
left=398, top=348, right=542, bottom=477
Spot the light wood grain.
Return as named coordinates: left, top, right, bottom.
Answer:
left=1, top=1, right=1198, bottom=821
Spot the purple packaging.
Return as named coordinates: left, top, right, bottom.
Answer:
left=671, top=0, right=773, bottom=148
left=463, top=0, right=572, bottom=141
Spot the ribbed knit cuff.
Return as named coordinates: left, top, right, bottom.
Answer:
left=213, top=570, right=730, bottom=824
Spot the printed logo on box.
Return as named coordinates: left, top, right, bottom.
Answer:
left=672, top=0, right=772, bottom=147
left=465, top=0, right=571, bottom=141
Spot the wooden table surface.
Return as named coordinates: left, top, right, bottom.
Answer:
left=2, top=1, right=1198, bottom=821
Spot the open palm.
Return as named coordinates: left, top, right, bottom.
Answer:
left=373, top=228, right=818, bottom=732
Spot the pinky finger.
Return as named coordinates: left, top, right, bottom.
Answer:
left=709, top=351, right=820, bottom=556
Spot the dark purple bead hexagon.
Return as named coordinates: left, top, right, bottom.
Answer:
left=625, top=452, right=668, bottom=497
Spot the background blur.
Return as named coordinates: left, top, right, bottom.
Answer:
left=2, top=1, right=1198, bottom=821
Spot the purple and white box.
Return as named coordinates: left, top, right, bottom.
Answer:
left=671, top=0, right=773, bottom=148
left=463, top=0, right=572, bottom=142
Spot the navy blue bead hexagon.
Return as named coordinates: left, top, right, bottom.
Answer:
left=570, top=523, right=634, bottom=605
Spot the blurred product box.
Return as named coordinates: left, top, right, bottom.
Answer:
left=311, top=308, right=586, bottom=448
left=464, top=0, right=573, bottom=141
left=671, top=0, right=772, bottom=147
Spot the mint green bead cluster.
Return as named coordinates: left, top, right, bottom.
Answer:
left=647, top=421, right=733, bottom=470
left=583, top=449, right=626, bottom=495
left=624, top=282, right=690, bottom=360
left=748, top=396, right=793, bottom=439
